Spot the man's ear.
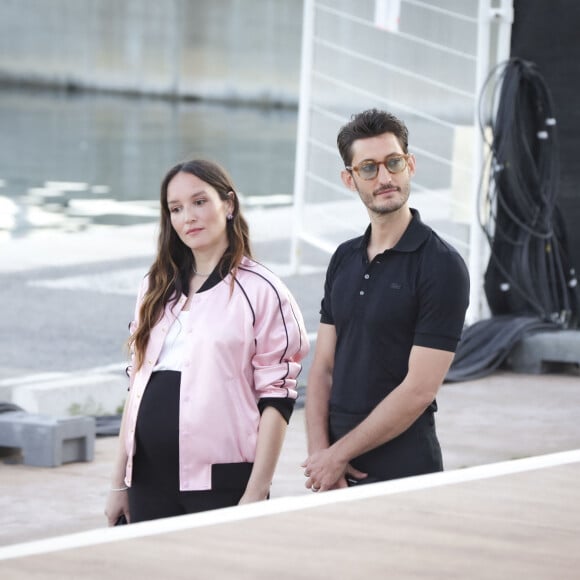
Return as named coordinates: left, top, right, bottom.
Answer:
left=407, top=153, right=416, bottom=177
left=340, top=169, right=357, bottom=191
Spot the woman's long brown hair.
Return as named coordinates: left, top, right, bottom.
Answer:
left=129, top=159, right=252, bottom=371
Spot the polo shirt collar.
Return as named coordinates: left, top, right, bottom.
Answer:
left=358, top=208, right=430, bottom=255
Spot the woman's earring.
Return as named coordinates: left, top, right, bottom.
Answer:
left=227, top=213, right=233, bottom=220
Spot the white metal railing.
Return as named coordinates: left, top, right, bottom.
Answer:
left=292, top=0, right=514, bottom=323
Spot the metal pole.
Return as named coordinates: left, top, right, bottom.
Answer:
left=290, top=0, right=315, bottom=273
left=466, top=0, right=491, bottom=323
left=494, top=0, right=514, bottom=66
left=467, top=0, right=513, bottom=323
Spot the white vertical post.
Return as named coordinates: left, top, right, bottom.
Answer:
left=495, top=0, right=514, bottom=66
left=290, top=0, right=315, bottom=273
left=467, top=0, right=514, bottom=324
left=466, top=0, right=491, bottom=324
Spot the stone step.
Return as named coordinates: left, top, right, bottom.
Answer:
left=0, top=366, right=128, bottom=417
left=0, top=411, right=95, bottom=467
left=508, top=330, right=580, bottom=374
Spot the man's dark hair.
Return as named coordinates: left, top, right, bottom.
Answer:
left=337, top=109, right=409, bottom=166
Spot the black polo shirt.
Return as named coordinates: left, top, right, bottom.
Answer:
left=320, top=209, right=470, bottom=415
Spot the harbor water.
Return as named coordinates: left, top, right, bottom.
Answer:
left=0, top=86, right=298, bottom=238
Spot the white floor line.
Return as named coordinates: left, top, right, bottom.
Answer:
left=1, top=448, right=578, bottom=561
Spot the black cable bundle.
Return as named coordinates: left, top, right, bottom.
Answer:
left=446, top=58, right=578, bottom=383
left=445, top=315, right=557, bottom=383
left=479, top=58, right=578, bottom=325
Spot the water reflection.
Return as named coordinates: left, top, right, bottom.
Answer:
left=0, top=87, right=297, bottom=237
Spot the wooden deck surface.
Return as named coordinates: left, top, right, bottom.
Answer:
left=1, top=451, right=578, bottom=579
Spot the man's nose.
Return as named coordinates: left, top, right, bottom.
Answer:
left=377, top=161, right=391, bottom=180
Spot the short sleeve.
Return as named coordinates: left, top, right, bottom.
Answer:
left=414, top=248, right=470, bottom=352
left=320, top=246, right=344, bottom=325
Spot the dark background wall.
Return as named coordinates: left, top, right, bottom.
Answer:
left=511, top=0, right=580, bottom=279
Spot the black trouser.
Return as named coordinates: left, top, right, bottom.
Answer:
left=128, top=371, right=247, bottom=523
left=128, top=486, right=245, bottom=523
left=329, top=406, right=443, bottom=484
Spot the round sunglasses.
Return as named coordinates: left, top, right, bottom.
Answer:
left=346, top=154, right=410, bottom=181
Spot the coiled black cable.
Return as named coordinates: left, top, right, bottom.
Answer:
left=478, top=58, right=577, bottom=325
left=447, top=58, right=578, bottom=382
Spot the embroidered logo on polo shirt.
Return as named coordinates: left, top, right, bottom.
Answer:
left=390, top=282, right=402, bottom=289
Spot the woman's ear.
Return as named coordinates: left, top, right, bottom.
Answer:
left=226, top=190, right=235, bottom=216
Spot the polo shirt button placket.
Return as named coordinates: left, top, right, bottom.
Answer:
left=360, top=271, right=371, bottom=296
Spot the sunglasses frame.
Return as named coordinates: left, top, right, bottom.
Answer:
left=346, top=153, right=411, bottom=181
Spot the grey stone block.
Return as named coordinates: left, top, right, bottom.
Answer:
left=0, top=412, right=95, bottom=467
left=508, top=330, right=580, bottom=374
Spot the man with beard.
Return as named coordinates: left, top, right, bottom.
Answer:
left=302, top=109, right=470, bottom=492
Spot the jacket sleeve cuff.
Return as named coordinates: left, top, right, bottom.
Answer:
left=257, top=397, right=295, bottom=424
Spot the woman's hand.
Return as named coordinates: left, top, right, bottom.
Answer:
left=105, top=488, right=130, bottom=526
left=238, top=486, right=269, bottom=505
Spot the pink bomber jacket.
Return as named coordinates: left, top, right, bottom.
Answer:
left=123, top=256, right=310, bottom=490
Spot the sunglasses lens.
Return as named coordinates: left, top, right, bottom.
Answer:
left=353, top=155, right=407, bottom=179
left=358, top=162, right=378, bottom=180
left=387, top=156, right=406, bottom=173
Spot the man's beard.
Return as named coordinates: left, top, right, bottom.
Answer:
left=357, top=181, right=410, bottom=215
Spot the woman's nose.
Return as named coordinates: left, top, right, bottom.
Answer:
left=184, top=207, right=197, bottom=222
